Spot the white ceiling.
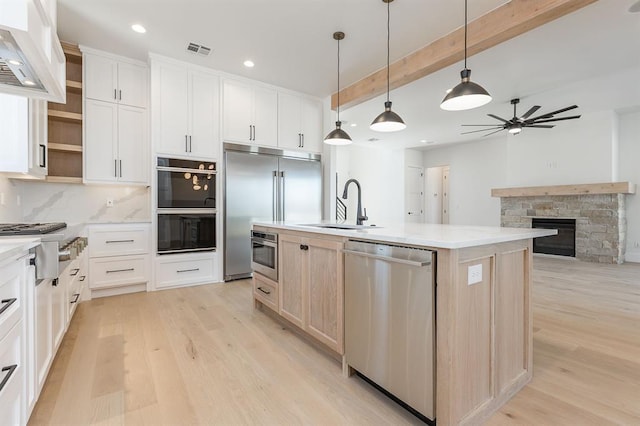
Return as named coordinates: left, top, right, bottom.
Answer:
left=58, top=0, right=640, bottom=149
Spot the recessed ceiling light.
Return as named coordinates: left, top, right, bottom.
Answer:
left=23, top=80, right=35, bottom=86
left=243, top=60, right=255, bottom=68
left=131, top=24, right=146, bottom=34
left=7, top=59, right=23, bottom=66
left=350, top=123, right=357, bottom=127
left=420, top=139, right=427, bottom=143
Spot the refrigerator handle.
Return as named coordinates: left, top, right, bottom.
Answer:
left=273, top=170, right=278, bottom=221
left=279, top=171, right=285, bottom=221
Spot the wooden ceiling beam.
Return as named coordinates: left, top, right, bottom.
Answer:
left=331, top=0, right=599, bottom=111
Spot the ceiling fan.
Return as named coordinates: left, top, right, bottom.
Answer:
left=461, top=98, right=581, bottom=137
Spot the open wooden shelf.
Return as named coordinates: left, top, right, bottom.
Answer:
left=48, top=110, right=82, bottom=122
left=491, top=182, right=636, bottom=197
left=48, top=143, right=83, bottom=153
left=45, top=176, right=83, bottom=184
left=66, top=80, right=82, bottom=93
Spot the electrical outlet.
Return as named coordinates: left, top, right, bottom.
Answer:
left=468, top=264, right=483, bottom=285
left=106, top=199, right=114, bottom=207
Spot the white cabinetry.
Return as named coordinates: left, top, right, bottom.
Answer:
left=88, top=224, right=150, bottom=298
left=151, top=55, right=220, bottom=159
left=84, top=51, right=147, bottom=108
left=277, top=93, right=323, bottom=153
left=154, top=251, right=218, bottom=290
left=222, top=78, right=277, bottom=146
left=83, top=49, right=149, bottom=185
left=84, top=100, right=147, bottom=184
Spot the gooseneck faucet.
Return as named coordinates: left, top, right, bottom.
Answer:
left=342, top=179, right=368, bottom=225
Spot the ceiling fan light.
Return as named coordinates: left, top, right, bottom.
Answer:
left=440, top=69, right=492, bottom=111
left=370, top=101, right=406, bottom=132
left=508, top=123, right=522, bottom=134
left=324, top=121, right=353, bottom=145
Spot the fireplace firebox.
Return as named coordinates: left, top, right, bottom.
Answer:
left=532, top=218, right=576, bottom=257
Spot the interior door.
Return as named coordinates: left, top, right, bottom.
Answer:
left=279, top=157, right=322, bottom=223
left=405, top=166, right=424, bottom=223
left=224, top=151, right=278, bottom=280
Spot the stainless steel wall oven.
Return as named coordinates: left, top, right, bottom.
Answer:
left=157, top=158, right=217, bottom=254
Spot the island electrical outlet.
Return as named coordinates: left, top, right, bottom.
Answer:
left=468, top=264, right=482, bottom=285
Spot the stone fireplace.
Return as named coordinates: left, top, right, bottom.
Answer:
left=492, top=182, right=636, bottom=264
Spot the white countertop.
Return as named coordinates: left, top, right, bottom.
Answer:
left=253, top=222, right=557, bottom=249
left=0, top=237, right=41, bottom=262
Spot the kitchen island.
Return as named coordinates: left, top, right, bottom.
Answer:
left=252, top=221, right=555, bottom=426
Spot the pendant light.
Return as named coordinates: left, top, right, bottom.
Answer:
left=370, top=0, right=406, bottom=132
left=324, top=31, right=352, bottom=145
left=440, top=0, right=492, bottom=111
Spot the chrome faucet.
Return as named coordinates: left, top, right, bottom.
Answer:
left=342, top=179, right=368, bottom=225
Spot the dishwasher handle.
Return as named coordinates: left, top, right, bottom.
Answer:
left=342, top=249, right=431, bottom=267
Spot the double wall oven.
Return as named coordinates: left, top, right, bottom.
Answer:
left=157, top=158, right=217, bottom=254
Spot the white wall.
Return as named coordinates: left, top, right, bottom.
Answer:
left=423, top=137, right=507, bottom=226
left=0, top=176, right=23, bottom=222
left=335, top=144, right=405, bottom=225
left=619, top=110, right=640, bottom=262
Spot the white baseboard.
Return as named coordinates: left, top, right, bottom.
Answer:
left=625, top=252, right=640, bottom=263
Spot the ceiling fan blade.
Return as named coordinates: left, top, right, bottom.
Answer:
left=487, top=114, right=510, bottom=123
left=461, top=127, right=503, bottom=135
left=531, top=115, right=581, bottom=124
left=461, top=124, right=504, bottom=127
left=521, top=105, right=541, bottom=119
left=526, top=105, right=578, bottom=122
left=526, top=125, right=555, bottom=128
left=483, top=128, right=505, bottom=137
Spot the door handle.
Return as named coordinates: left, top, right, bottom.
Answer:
left=279, top=171, right=285, bottom=221
left=272, top=170, right=278, bottom=222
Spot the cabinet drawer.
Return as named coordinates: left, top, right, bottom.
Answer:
left=155, top=255, right=216, bottom=289
left=0, top=260, right=23, bottom=339
left=0, top=321, right=24, bottom=426
left=90, top=256, right=148, bottom=289
left=89, top=226, right=150, bottom=257
left=253, top=273, right=278, bottom=312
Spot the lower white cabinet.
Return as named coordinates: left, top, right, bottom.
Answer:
left=0, top=322, right=24, bottom=426
left=34, top=279, right=52, bottom=397
left=88, top=223, right=151, bottom=297
left=154, top=252, right=218, bottom=289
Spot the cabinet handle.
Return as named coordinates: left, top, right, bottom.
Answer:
left=257, top=286, right=271, bottom=295
left=119, top=159, right=122, bottom=178
left=298, top=133, right=301, bottom=148
left=253, top=125, right=256, bottom=141
left=114, top=89, right=117, bottom=100
left=185, top=135, right=189, bottom=152
left=189, top=135, right=192, bottom=152
left=106, top=239, right=135, bottom=244
left=70, top=293, right=80, bottom=304
left=79, top=276, right=86, bottom=282
left=249, top=125, right=253, bottom=141
left=70, top=268, right=80, bottom=276
left=106, top=268, right=135, bottom=274
left=119, top=90, right=122, bottom=100
left=114, top=159, right=118, bottom=177
left=301, top=134, right=304, bottom=148
left=299, top=244, right=309, bottom=251
left=0, top=364, right=18, bottom=393
left=39, top=144, right=46, bottom=168
left=0, top=298, right=17, bottom=317
left=52, top=278, right=58, bottom=287
left=177, top=268, right=199, bottom=273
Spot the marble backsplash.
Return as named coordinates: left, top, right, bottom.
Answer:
left=12, top=180, right=150, bottom=224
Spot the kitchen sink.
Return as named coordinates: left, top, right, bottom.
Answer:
left=302, top=224, right=381, bottom=230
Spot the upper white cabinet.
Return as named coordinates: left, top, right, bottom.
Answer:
left=222, top=79, right=277, bottom=147
left=84, top=52, right=147, bottom=108
left=151, top=55, right=220, bottom=159
left=277, top=93, right=323, bottom=153
left=82, top=48, right=149, bottom=185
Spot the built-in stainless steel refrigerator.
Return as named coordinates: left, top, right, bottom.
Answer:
left=224, top=143, right=322, bottom=281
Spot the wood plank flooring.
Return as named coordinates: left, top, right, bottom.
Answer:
left=29, top=256, right=640, bottom=425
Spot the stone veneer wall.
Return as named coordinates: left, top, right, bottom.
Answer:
left=500, top=194, right=626, bottom=264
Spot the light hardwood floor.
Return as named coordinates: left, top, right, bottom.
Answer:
left=29, top=257, right=640, bottom=425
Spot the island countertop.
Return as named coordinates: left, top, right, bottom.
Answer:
left=253, top=221, right=556, bottom=249
left=0, top=237, right=41, bottom=262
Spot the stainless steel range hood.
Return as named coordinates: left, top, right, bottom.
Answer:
left=0, top=1, right=66, bottom=102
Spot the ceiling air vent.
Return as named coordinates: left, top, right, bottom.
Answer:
left=186, top=42, right=212, bottom=56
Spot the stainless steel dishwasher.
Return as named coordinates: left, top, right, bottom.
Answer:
left=344, top=240, right=435, bottom=421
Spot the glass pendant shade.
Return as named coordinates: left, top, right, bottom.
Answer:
left=440, top=69, right=492, bottom=111
left=508, top=123, right=522, bottom=134
left=370, top=101, right=406, bottom=132
left=324, top=121, right=353, bottom=145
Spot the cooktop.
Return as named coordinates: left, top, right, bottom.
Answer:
left=0, top=222, right=67, bottom=235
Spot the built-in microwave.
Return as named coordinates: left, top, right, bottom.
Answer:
left=156, top=157, right=217, bottom=254
left=250, top=230, right=278, bottom=281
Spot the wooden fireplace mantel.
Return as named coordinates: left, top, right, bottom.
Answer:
left=491, top=182, right=636, bottom=198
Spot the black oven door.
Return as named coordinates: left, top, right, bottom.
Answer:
left=157, top=158, right=216, bottom=209
left=157, top=213, right=216, bottom=254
